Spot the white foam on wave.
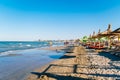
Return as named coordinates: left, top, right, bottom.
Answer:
left=0, top=50, right=23, bottom=57
left=0, top=48, right=38, bottom=57
left=26, top=44, right=31, bottom=47
left=0, top=51, right=16, bottom=56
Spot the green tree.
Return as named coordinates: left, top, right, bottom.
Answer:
left=81, top=36, right=88, bottom=43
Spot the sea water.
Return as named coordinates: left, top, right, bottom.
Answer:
left=0, top=41, right=64, bottom=80
left=0, top=41, right=47, bottom=52
left=0, top=41, right=63, bottom=56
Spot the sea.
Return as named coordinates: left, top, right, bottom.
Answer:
left=0, top=41, right=63, bottom=56
left=0, top=41, right=64, bottom=80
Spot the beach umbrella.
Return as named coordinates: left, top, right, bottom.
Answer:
left=91, top=31, right=97, bottom=47
left=97, top=29, right=102, bottom=48
left=112, top=28, right=120, bottom=33
left=96, top=29, right=101, bottom=39
left=111, top=28, right=120, bottom=41
left=88, top=34, right=92, bottom=41
left=91, top=31, right=98, bottom=40
left=97, top=24, right=114, bottom=48
left=97, top=24, right=112, bottom=37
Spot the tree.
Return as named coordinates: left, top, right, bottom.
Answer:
left=81, top=36, right=88, bottom=43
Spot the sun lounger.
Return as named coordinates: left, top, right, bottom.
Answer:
left=109, top=45, right=120, bottom=57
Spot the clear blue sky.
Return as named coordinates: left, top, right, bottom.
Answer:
left=0, top=0, right=120, bottom=41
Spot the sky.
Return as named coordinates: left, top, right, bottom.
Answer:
left=0, top=0, right=120, bottom=41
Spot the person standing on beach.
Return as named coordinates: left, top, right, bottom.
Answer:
left=64, top=41, right=69, bottom=46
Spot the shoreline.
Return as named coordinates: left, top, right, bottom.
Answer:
left=26, top=46, right=120, bottom=80
left=0, top=45, right=65, bottom=57
left=39, top=46, right=66, bottom=51
left=0, top=46, right=66, bottom=80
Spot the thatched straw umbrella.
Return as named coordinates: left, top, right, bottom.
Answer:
left=92, top=31, right=98, bottom=40
left=98, top=24, right=112, bottom=37
left=97, top=24, right=113, bottom=48
left=87, top=34, right=92, bottom=46
left=96, top=29, right=101, bottom=48
left=112, top=28, right=120, bottom=33
left=91, top=31, right=98, bottom=47
left=111, top=28, right=120, bottom=41
left=88, top=34, right=92, bottom=40
left=89, top=29, right=99, bottom=48
left=93, top=29, right=106, bottom=49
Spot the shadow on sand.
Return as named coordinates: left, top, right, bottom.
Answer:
left=30, top=51, right=120, bottom=80
left=59, top=55, right=76, bottom=59
left=31, top=54, right=90, bottom=80
left=31, top=72, right=90, bottom=80
left=31, top=63, right=120, bottom=80
left=99, top=51, right=120, bottom=61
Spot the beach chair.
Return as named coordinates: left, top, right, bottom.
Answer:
left=110, top=43, right=120, bottom=56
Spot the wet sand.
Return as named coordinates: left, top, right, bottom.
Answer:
left=0, top=46, right=65, bottom=80
left=40, top=46, right=66, bottom=51
left=27, top=46, right=120, bottom=80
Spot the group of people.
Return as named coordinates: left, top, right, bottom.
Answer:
left=64, top=39, right=81, bottom=46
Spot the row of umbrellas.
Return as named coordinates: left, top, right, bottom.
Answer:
left=89, top=24, right=120, bottom=41
left=88, top=24, right=120, bottom=48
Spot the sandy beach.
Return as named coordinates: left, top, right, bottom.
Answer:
left=27, top=46, right=120, bottom=80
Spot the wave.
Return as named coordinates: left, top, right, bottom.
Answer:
left=0, top=41, right=64, bottom=56
left=0, top=50, right=19, bottom=56
left=0, top=41, right=47, bottom=54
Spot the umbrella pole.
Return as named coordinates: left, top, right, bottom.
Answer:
left=98, top=38, right=100, bottom=49
left=108, top=36, right=112, bottom=49
left=118, top=35, right=120, bottom=42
